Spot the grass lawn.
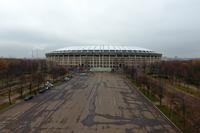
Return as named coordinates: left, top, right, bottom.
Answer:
left=0, top=99, right=17, bottom=111
left=0, top=102, right=10, bottom=110
left=157, top=105, right=191, bottom=133
left=176, top=84, right=200, bottom=98
left=139, top=88, right=159, bottom=103
left=127, top=75, right=159, bottom=103
left=150, top=74, right=200, bottom=98
left=127, top=74, right=193, bottom=132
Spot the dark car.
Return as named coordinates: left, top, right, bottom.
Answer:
left=24, top=95, right=34, bottom=101
left=38, top=88, right=46, bottom=93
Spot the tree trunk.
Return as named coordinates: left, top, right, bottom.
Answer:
left=8, top=87, right=12, bottom=105
left=147, top=87, right=150, bottom=94
left=20, top=85, right=23, bottom=98
left=37, top=82, right=40, bottom=91
left=159, top=97, right=162, bottom=106
left=1, top=79, right=3, bottom=89
left=182, top=101, right=186, bottom=132
left=169, top=102, right=172, bottom=118
left=29, top=83, right=32, bottom=95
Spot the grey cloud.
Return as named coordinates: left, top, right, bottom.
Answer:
left=0, top=29, right=70, bottom=46
left=0, top=0, right=200, bottom=58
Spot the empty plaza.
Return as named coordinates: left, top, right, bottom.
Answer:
left=0, top=73, right=178, bottom=133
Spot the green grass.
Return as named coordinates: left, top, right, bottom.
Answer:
left=157, top=105, right=191, bottom=133
left=176, top=84, right=200, bottom=98
left=0, top=102, right=10, bottom=110
left=139, top=88, right=159, bottom=102
left=0, top=80, right=3, bottom=85
left=149, top=74, right=200, bottom=98
left=127, top=74, right=192, bottom=132
left=0, top=99, right=17, bottom=111
left=127, top=75, right=159, bottom=103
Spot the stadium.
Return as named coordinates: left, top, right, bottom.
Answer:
left=46, top=45, right=162, bottom=71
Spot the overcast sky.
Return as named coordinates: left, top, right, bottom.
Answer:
left=0, top=0, right=200, bottom=58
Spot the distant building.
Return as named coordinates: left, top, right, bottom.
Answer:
left=46, top=45, right=162, bottom=70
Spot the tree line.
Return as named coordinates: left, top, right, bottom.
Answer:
left=124, top=63, right=200, bottom=133
left=149, top=60, right=200, bottom=87
left=0, top=58, right=67, bottom=104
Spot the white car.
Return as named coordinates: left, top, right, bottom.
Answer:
left=45, top=81, right=54, bottom=88
left=64, top=77, right=70, bottom=81
left=48, top=83, right=54, bottom=87
left=45, top=86, right=49, bottom=90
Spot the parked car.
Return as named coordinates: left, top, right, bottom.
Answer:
left=45, top=86, right=50, bottom=90
left=80, top=73, right=87, bottom=76
left=24, top=95, right=34, bottom=101
left=67, top=75, right=73, bottom=78
left=45, top=81, right=54, bottom=88
left=64, top=77, right=70, bottom=81
left=50, top=83, right=54, bottom=87
left=38, top=88, right=46, bottom=93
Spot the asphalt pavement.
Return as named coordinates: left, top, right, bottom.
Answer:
left=0, top=73, right=178, bottom=133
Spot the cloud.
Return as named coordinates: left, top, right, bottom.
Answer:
left=0, top=0, right=200, bottom=58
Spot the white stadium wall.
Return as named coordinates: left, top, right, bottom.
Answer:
left=46, top=45, right=162, bottom=69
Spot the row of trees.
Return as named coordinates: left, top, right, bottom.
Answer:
left=125, top=65, right=164, bottom=106
left=0, top=58, right=67, bottom=104
left=124, top=64, right=200, bottom=132
left=149, top=60, right=200, bottom=87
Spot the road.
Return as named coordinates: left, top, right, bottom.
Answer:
left=0, top=73, right=178, bottom=133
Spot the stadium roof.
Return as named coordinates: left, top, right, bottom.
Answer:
left=46, top=45, right=162, bottom=56
left=55, top=45, right=153, bottom=52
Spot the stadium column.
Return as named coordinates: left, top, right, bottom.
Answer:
left=122, top=54, right=124, bottom=67
left=153, top=56, right=156, bottom=63
left=73, top=55, right=75, bottom=66
left=139, top=55, right=141, bottom=63
left=111, top=55, right=113, bottom=68
left=63, top=55, right=65, bottom=65
left=80, top=55, right=82, bottom=66
left=93, top=55, right=94, bottom=67
left=102, top=54, right=104, bottom=67
left=115, top=54, right=117, bottom=68
left=150, top=55, right=151, bottom=64
left=151, top=56, right=154, bottom=63
left=54, top=55, right=56, bottom=63
left=157, top=56, right=159, bottom=62
left=99, top=54, right=101, bottom=67
left=154, top=56, right=156, bottom=62
left=146, top=56, right=148, bottom=63
left=84, top=54, right=87, bottom=67
left=134, top=55, right=136, bottom=64
left=67, top=55, right=69, bottom=66
left=109, top=54, right=110, bottom=68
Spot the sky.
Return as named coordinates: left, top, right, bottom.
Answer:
left=0, top=0, right=200, bottom=58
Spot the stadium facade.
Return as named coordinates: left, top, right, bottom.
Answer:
left=46, top=45, right=162, bottom=70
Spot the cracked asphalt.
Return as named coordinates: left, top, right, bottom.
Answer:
left=0, top=73, right=178, bottom=133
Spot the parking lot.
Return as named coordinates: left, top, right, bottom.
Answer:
left=0, top=73, right=178, bottom=133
